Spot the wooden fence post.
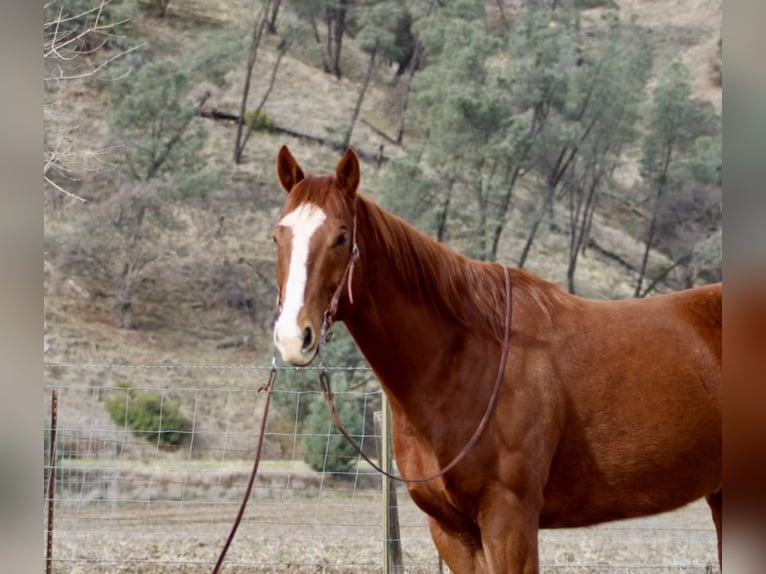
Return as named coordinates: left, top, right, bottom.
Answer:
left=375, top=396, right=403, bottom=574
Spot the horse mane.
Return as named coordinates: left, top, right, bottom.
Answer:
left=356, top=194, right=573, bottom=341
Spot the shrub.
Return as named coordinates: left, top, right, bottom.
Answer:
left=302, top=395, right=364, bottom=477
left=244, top=109, right=275, bottom=132
left=108, top=57, right=221, bottom=197
left=105, top=383, right=189, bottom=447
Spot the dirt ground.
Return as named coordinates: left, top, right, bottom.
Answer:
left=49, top=486, right=718, bottom=573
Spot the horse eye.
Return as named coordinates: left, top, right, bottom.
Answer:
left=271, top=235, right=277, bottom=243
left=334, top=233, right=347, bottom=247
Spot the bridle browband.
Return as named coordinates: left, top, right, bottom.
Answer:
left=318, top=212, right=513, bottom=484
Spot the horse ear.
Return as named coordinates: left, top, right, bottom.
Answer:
left=335, top=147, right=360, bottom=198
left=276, top=145, right=305, bottom=194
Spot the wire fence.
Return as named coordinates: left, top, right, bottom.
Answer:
left=44, top=362, right=719, bottom=573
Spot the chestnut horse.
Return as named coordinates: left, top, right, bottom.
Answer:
left=271, top=145, right=722, bottom=574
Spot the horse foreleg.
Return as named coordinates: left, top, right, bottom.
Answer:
left=706, top=488, right=723, bottom=571
left=478, top=489, right=540, bottom=574
left=428, top=516, right=487, bottom=573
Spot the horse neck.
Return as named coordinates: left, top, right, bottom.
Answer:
left=340, top=197, right=503, bottom=406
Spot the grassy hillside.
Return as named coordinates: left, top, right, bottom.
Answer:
left=44, top=0, right=722, bottom=452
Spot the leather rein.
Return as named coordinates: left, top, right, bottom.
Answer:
left=317, top=214, right=513, bottom=484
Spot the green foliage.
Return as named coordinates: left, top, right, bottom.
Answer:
left=268, top=324, right=375, bottom=476
left=108, top=57, right=220, bottom=197
left=105, top=383, right=189, bottom=447
left=186, top=29, right=247, bottom=87
left=416, top=6, right=501, bottom=151
left=635, top=58, right=721, bottom=294
left=683, top=133, right=722, bottom=186
left=413, top=2, right=512, bottom=256
left=641, top=59, right=717, bottom=185
left=244, top=109, right=276, bottom=133
left=411, top=0, right=654, bottom=262
left=272, top=324, right=371, bottom=425
left=355, top=0, right=413, bottom=62
left=302, top=393, right=365, bottom=476
left=692, top=226, right=722, bottom=277
left=291, top=0, right=327, bottom=27
left=379, top=158, right=444, bottom=235
left=552, top=13, right=653, bottom=292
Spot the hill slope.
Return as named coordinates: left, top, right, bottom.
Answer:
left=44, top=0, right=721, bottom=449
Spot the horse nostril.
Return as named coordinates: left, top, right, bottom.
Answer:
left=302, top=327, right=314, bottom=351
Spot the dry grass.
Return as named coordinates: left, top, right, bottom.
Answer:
left=49, top=494, right=717, bottom=573
left=614, top=0, right=721, bottom=112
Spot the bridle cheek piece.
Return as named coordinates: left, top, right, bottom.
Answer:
left=322, top=213, right=359, bottom=344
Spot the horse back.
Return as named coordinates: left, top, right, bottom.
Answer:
left=536, top=282, right=722, bottom=527
left=678, top=281, right=722, bottom=366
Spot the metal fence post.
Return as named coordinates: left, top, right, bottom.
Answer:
left=46, top=389, right=58, bottom=574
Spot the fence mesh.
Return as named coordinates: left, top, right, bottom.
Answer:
left=44, top=363, right=719, bottom=573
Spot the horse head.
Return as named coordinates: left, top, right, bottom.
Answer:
left=272, top=145, right=360, bottom=366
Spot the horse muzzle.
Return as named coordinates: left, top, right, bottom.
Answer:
left=274, top=321, right=318, bottom=366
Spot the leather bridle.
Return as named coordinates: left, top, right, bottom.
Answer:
left=322, top=213, right=359, bottom=340
left=317, top=217, right=513, bottom=484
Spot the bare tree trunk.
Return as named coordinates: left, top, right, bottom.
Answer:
left=324, top=11, right=333, bottom=73
left=116, top=262, right=134, bottom=329
left=330, top=0, right=348, bottom=79
left=239, top=38, right=290, bottom=156
left=234, top=5, right=268, bottom=164
left=310, top=17, right=322, bottom=45
left=565, top=171, right=598, bottom=294
left=476, top=187, right=488, bottom=261
left=635, top=145, right=673, bottom=297
left=634, top=192, right=661, bottom=297
left=267, top=0, right=281, bottom=33
left=489, top=163, right=521, bottom=262
left=394, top=38, right=421, bottom=145
left=517, top=132, right=585, bottom=268
left=474, top=158, right=493, bottom=261
left=394, top=0, right=435, bottom=143
left=580, top=183, right=597, bottom=256
left=119, top=299, right=133, bottom=329
left=150, top=0, right=171, bottom=17
left=518, top=183, right=556, bottom=269
left=435, top=179, right=454, bottom=243
left=343, top=42, right=377, bottom=148
left=494, top=0, right=509, bottom=31
left=639, top=253, right=692, bottom=298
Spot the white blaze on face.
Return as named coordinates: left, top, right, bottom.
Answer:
left=274, top=203, right=327, bottom=362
